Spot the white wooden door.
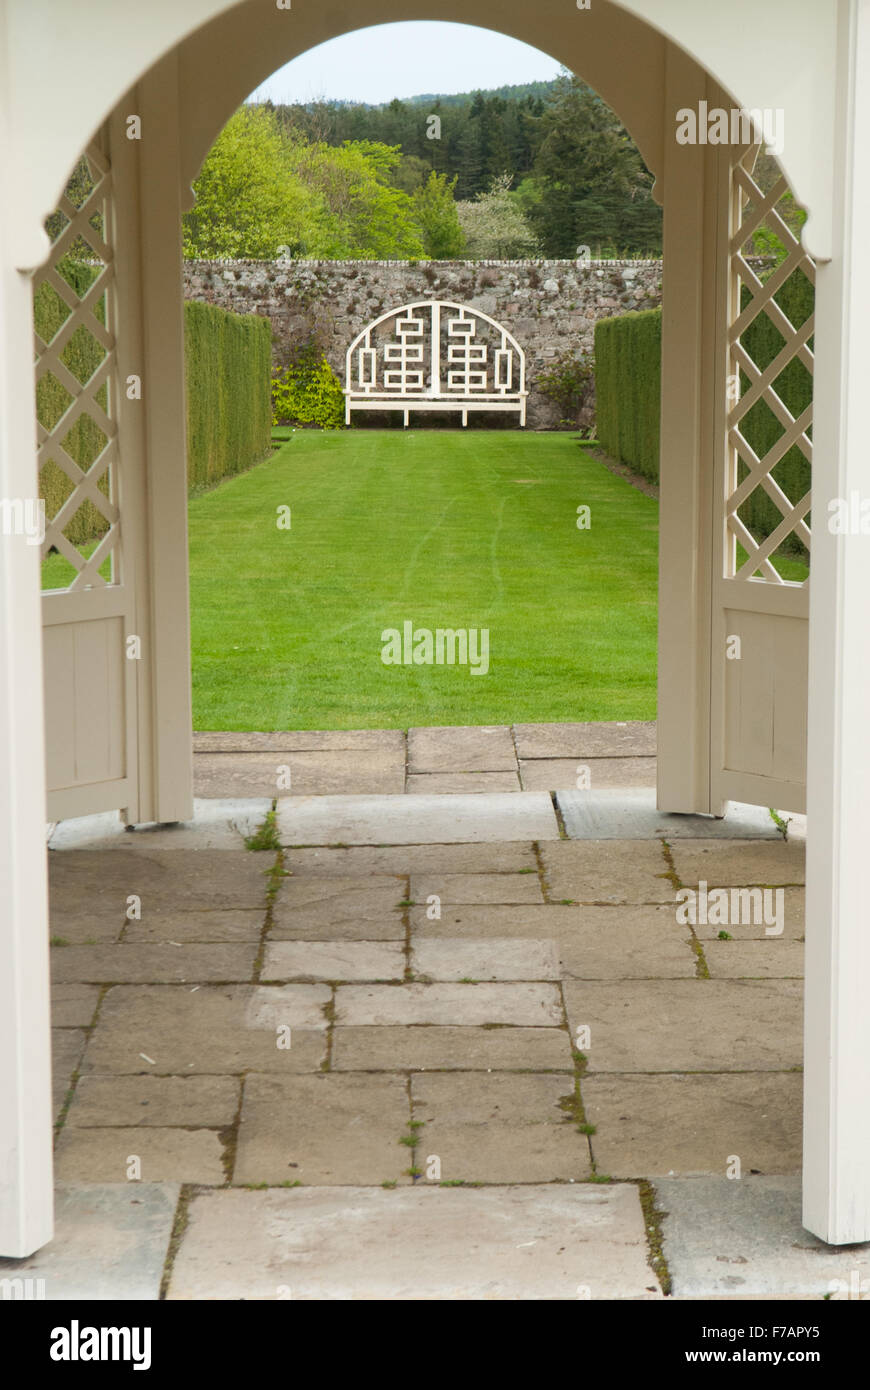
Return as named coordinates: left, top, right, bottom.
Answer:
left=36, top=135, right=139, bottom=822
left=709, top=146, right=813, bottom=816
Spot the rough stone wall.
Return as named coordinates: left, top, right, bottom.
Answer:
left=183, top=259, right=663, bottom=428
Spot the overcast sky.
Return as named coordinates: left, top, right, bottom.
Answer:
left=247, top=22, right=564, bottom=105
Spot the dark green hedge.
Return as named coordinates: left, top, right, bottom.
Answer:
left=594, top=308, right=661, bottom=484
left=35, top=273, right=273, bottom=551
left=184, top=300, right=273, bottom=491
left=594, top=275, right=813, bottom=551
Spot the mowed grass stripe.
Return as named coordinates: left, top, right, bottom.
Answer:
left=186, top=429, right=659, bottom=729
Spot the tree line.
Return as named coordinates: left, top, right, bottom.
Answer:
left=179, top=74, right=663, bottom=262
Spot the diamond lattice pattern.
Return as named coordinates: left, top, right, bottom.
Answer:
left=726, top=148, right=814, bottom=584
left=34, top=142, right=119, bottom=590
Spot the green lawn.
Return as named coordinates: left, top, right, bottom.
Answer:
left=187, top=430, right=660, bottom=729
left=40, top=430, right=810, bottom=730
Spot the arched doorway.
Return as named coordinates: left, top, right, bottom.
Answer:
left=1, top=0, right=866, bottom=1260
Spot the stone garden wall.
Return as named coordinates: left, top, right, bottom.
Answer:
left=183, top=259, right=663, bottom=428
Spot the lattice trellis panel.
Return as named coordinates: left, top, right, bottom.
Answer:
left=725, top=148, right=814, bottom=585
left=34, top=141, right=120, bottom=591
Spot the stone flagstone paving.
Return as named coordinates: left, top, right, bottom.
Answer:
left=27, top=721, right=840, bottom=1299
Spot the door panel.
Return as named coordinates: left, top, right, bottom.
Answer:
left=709, top=145, right=813, bottom=816
left=36, top=135, right=139, bottom=822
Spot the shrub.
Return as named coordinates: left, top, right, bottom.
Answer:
left=271, top=343, right=345, bottom=429
left=537, top=349, right=595, bottom=432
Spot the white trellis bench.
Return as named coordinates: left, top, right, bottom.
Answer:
left=344, top=300, right=527, bottom=427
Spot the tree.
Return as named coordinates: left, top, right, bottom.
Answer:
left=528, top=76, right=662, bottom=256
left=390, top=154, right=432, bottom=195
left=412, top=172, right=466, bottom=258
left=287, top=140, right=426, bottom=259
left=182, top=106, right=327, bottom=258
left=456, top=174, right=540, bottom=259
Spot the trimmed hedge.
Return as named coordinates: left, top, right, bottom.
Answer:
left=594, top=275, right=813, bottom=552
left=185, top=300, right=273, bottom=490
left=594, top=308, right=661, bottom=484
left=34, top=272, right=272, bottom=551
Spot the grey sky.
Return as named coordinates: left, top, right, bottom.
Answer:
left=247, top=22, right=563, bottom=105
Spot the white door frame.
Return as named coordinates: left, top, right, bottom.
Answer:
left=0, top=155, right=54, bottom=1260
left=1, top=0, right=869, bottom=1258
left=802, top=0, right=870, bottom=1246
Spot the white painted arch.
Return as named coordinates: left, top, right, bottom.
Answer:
left=2, top=0, right=870, bottom=1261
left=0, top=1, right=841, bottom=268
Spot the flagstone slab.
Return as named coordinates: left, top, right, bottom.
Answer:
left=243, top=984, right=332, bottom=1030
left=409, top=872, right=544, bottom=905
left=47, top=906, right=127, bottom=944
left=54, top=1127, right=225, bottom=1184
left=262, top=941, right=406, bottom=982
left=80, top=985, right=328, bottom=1075
left=693, top=887, right=804, bottom=940
left=194, top=729, right=405, bottom=753
left=654, top=1176, right=870, bottom=1297
left=562, top=979, right=802, bottom=1072
left=193, top=752, right=292, bottom=799
left=411, top=938, right=560, bottom=981
left=124, top=908, right=265, bottom=943
left=520, top=758, right=657, bottom=791
left=331, top=1025, right=574, bottom=1072
left=556, top=789, right=781, bottom=840
left=669, top=838, right=806, bottom=886
left=335, top=982, right=563, bottom=1027
left=196, top=749, right=405, bottom=798
left=50, top=942, right=257, bottom=985
left=284, top=842, right=538, bottom=875
left=551, top=908, right=695, bottom=979
left=409, top=903, right=696, bottom=977
left=66, top=1074, right=241, bottom=1128
left=49, top=848, right=270, bottom=912
left=540, top=840, right=673, bottom=903
left=271, top=875, right=406, bottom=939
left=412, top=1072, right=591, bottom=1183
left=409, top=903, right=571, bottom=937
left=408, top=725, right=516, bottom=773
left=234, top=1074, right=408, bottom=1185
left=405, top=772, right=521, bottom=793
left=51, top=983, right=100, bottom=1028
left=583, top=1072, right=803, bottom=1177
left=49, top=799, right=272, bottom=850
left=0, top=1183, right=179, bottom=1301
left=166, top=1184, right=658, bottom=1300
left=513, top=721, right=657, bottom=759
left=277, top=793, right=559, bottom=846
left=703, top=940, right=805, bottom=978
left=281, top=750, right=406, bottom=795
